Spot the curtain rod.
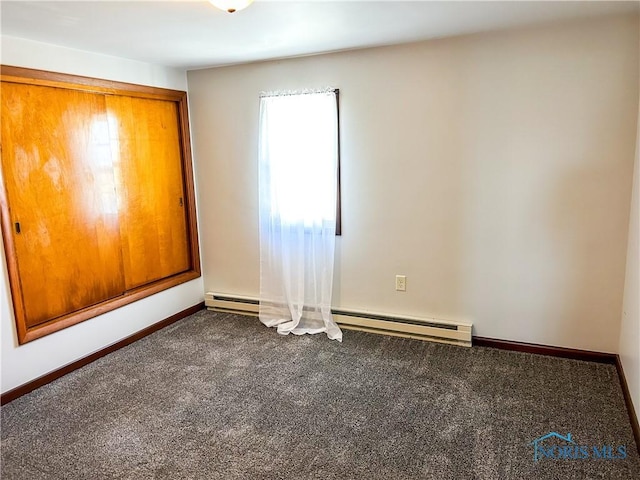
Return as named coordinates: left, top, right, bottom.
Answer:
left=259, top=88, right=338, bottom=98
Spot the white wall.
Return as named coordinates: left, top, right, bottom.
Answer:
left=619, top=101, right=640, bottom=415
left=188, top=14, right=639, bottom=353
left=0, top=36, right=204, bottom=393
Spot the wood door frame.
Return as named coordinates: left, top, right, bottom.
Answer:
left=0, top=65, right=201, bottom=344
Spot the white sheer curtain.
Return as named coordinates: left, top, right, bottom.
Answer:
left=258, top=90, right=342, bottom=341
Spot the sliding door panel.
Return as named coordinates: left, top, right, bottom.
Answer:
left=1, top=83, right=125, bottom=327
left=106, top=96, right=190, bottom=290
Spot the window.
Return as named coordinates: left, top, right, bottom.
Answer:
left=258, top=89, right=341, bottom=234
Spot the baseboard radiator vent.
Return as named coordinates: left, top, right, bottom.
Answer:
left=205, top=293, right=472, bottom=347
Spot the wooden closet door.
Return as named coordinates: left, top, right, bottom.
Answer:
left=105, top=96, right=190, bottom=290
left=1, top=83, right=125, bottom=327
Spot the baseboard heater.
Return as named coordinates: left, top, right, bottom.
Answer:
left=205, top=292, right=472, bottom=347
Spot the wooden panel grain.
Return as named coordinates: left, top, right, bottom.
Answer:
left=105, top=95, right=190, bottom=289
left=1, top=83, right=125, bottom=327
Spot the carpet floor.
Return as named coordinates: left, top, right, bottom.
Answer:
left=2, top=310, right=639, bottom=479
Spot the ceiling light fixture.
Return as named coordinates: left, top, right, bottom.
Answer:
left=209, top=0, right=254, bottom=14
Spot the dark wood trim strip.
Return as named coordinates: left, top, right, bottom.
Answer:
left=0, top=302, right=205, bottom=406
left=335, top=88, right=342, bottom=236
left=473, top=336, right=617, bottom=363
left=615, top=355, right=640, bottom=456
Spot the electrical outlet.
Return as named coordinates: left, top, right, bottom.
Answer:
left=395, top=275, right=406, bottom=292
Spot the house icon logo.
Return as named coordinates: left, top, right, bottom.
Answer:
left=529, top=432, right=627, bottom=462
left=530, top=432, right=574, bottom=462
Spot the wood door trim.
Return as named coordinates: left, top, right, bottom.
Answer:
left=0, top=185, right=28, bottom=343
left=177, top=94, right=201, bottom=273
left=1, top=65, right=184, bottom=101
left=0, top=302, right=205, bottom=405
left=19, top=271, right=201, bottom=343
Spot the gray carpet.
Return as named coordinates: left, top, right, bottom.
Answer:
left=2, top=310, right=639, bottom=479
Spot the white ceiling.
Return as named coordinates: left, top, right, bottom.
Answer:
left=1, top=1, right=638, bottom=70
